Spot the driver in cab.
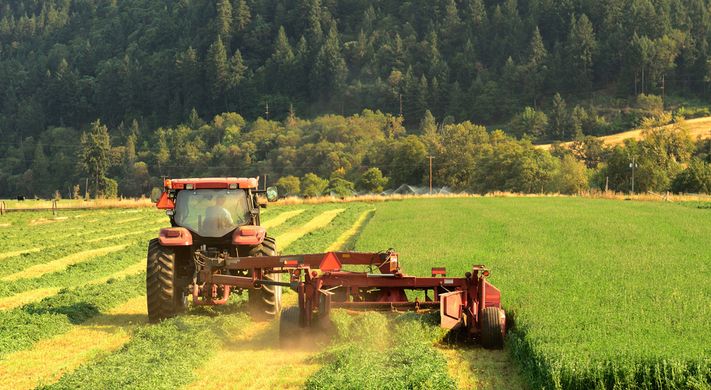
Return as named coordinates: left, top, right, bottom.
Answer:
left=205, top=195, right=233, bottom=232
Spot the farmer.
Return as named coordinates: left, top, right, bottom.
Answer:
left=205, top=195, right=234, bottom=232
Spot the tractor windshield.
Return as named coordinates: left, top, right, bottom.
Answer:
left=174, top=189, right=250, bottom=237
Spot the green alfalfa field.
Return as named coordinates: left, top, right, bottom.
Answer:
left=0, top=198, right=709, bottom=389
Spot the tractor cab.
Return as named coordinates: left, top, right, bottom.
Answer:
left=156, top=178, right=277, bottom=241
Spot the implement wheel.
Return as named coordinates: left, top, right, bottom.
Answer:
left=280, top=306, right=305, bottom=348
left=480, top=307, right=505, bottom=349
left=248, top=236, right=282, bottom=319
left=146, top=239, right=189, bottom=323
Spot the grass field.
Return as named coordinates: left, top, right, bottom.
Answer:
left=0, top=199, right=709, bottom=389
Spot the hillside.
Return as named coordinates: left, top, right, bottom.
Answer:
left=537, top=116, right=711, bottom=150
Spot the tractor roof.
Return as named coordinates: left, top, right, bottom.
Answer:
left=165, top=177, right=259, bottom=190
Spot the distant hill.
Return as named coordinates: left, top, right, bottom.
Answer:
left=537, top=116, right=711, bottom=150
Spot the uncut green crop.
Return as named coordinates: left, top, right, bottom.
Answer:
left=355, top=198, right=711, bottom=389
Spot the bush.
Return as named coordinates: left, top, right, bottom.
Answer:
left=550, top=155, right=589, bottom=194
left=276, top=175, right=300, bottom=197
left=326, top=177, right=356, bottom=197
left=357, top=167, right=389, bottom=193
left=671, top=158, right=711, bottom=193
left=300, top=173, right=328, bottom=197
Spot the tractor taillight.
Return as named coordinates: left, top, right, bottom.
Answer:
left=164, top=229, right=181, bottom=238
left=164, top=179, right=172, bottom=189
left=482, top=270, right=490, bottom=277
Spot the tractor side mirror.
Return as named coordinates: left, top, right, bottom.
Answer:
left=266, top=186, right=279, bottom=202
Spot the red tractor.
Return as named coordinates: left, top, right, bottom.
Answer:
left=148, top=177, right=507, bottom=349
left=148, top=177, right=281, bottom=321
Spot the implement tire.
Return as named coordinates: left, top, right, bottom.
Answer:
left=280, top=306, right=305, bottom=348
left=248, top=236, right=282, bottom=319
left=480, top=307, right=505, bottom=349
left=146, top=238, right=189, bottom=323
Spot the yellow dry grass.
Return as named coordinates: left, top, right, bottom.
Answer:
left=326, top=209, right=376, bottom=251
left=28, top=217, right=68, bottom=226
left=0, top=261, right=145, bottom=311
left=260, top=209, right=306, bottom=229
left=0, top=288, right=60, bottom=310
left=0, top=247, right=42, bottom=261
left=439, top=348, right=526, bottom=390
left=84, top=226, right=162, bottom=244
left=0, top=223, right=11, bottom=228
left=1, top=244, right=128, bottom=281
left=0, top=296, right=147, bottom=390
left=183, top=294, right=320, bottom=390
left=276, top=208, right=345, bottom=248
left=537, top=115, right=711, bottom=150
left=113, top=216, right=145, bottom=224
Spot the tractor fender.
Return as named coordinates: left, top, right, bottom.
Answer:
left=232, top=225, right=266, bottom=246
left=159, top=227, right=193, bottom=246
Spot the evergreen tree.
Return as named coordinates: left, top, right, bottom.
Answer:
left=79, top=120, right=112, bottom=197
left=216, top=0, right=233, bottom=40
left=207, top=36, right=229, bottom=105
left=566, top=14, right=597, bottom=91
left=233, top=0, right=251, bottom=32
left=310, top=24, right=347, bottom=102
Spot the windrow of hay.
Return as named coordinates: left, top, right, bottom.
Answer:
left=182, top=294, right=320, bottom=390
left=0, top=288, right=60, bottom=311
left=0, top=296, right=147, bottom=390
left=0, top=248, right=42, bottom=261
left=326, top=209, right=376, bottom=251
left=0, top=261, right=145, bottom=311
left=2, top=244, right=128, bottom=281
left=276, top=208, right=345, bottom=248
left=84, top=226, right=163, bottom=244
left=28, top=217, right=68, bottom=226
left=260, top=209, right=306, bottom=229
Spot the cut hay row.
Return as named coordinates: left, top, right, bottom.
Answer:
left=182, top=293, right=321, bottom=390
left=0, top=296, right=147, bottom=390
left=0, top=238, right=148, bottom=298
left=0, top=247, right=42, bottom=261
left=326, top=208, right=376, bottom=251
left=260, top=209, right=306, bottom=229
left=1, top=244, right=129, bottom=282
left=276, top=208, right=345, bottom=249
left=0, top=273, right=145, bottom=358
left=0, top=288, right=59, bottom=311
left=0, top=261, right=145, bottom=311
left=43, top=307, right=250, bottom=389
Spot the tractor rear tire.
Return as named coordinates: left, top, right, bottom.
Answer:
left=146, top=239, right=189, bottom=323
left=279, top=306, right=305, bottom=348
left=248, top=236, right=282, bottom=319
left=480, top=307, right=505, bottom=349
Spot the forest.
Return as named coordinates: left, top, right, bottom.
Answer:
left=1, top=0, right=711, bottom=197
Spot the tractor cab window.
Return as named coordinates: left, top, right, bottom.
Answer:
left=174, top=189, right=250, bottom=237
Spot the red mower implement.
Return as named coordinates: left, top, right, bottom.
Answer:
left=147, top=177, right=507, bottom=349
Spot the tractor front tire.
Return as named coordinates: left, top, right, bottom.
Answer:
left=146, top=239, right=189, bottom=323
left=248, top=236, right=282, bottom=319
left=279, top=306, right=305, bottom=348
left=480, top=307, right=505, bottom=349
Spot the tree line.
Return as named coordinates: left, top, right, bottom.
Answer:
left=2, top=0, right=711, bottom=142
left=2, top=108, right=709, bottom=199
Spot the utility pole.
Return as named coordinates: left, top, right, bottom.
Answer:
left=265, top=101, right=270, bottom=121
left=263, top=174, right=268, bottom=191
left=428, top=156, right=434, bottom=194
left=84, top=178, right=89, bottom=199
left=629, top=157, right=638, bottom=195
